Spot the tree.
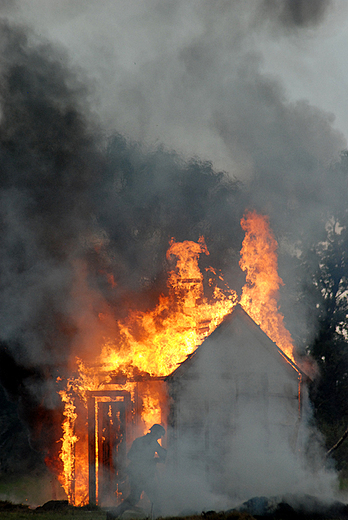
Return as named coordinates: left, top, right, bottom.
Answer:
left=305, top=154, right=348, bottom=471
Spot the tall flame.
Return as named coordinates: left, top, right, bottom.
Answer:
left=59, top=390, right=78, bottom=501
left=239, top=211, right=295, bottom=362
left=99, top=236, right=237, bottom=376
left=58, top=237, right=237, bottom=504
left=57, top=213, right=299, bottom=504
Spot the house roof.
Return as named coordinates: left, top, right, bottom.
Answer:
left=166, top=303, right=309, bottom=381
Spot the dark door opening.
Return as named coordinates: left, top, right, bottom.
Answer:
left=88, top=391, right=131, bottom=506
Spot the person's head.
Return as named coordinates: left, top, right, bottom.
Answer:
left=149, top=423, right=165, bottom=439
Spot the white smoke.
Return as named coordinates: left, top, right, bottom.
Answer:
left=0, top=0, right=347, bottom=511
left=2, top=0, right=347, bottom=174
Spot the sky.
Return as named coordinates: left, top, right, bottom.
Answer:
left=259, top=3, right=348, bottom=145
left=2, top=0, right=348, bottom=177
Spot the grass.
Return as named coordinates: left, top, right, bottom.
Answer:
left=0, top=510, right=345, bottom=520
left=0, top=506, right=257, bottom=520
left=0, top=514, right=106, bottom=519
left=0, top=513, right=250, bottom=520
left=0, top=504, right=107, bottom=519
left=0, top=471, right=65, bottom=507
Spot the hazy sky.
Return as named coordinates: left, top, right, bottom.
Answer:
left=259, top=3, right=348, bottom=144
left=3, top=0, right=348, bottom=178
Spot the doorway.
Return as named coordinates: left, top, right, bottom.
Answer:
left=87, top=390, right=131, bottom=506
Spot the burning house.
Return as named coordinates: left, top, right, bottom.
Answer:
left=56, top=212, right=313, bottom=508
left=59, top=302, right=309, bottom=509
left=57, top=236, right=237, bottom=507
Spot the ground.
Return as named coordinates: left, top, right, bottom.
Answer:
left=0, top=507, right=345, bottom=520
left=0, top=512, right=254, bottom=520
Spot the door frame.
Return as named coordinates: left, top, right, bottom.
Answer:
left=87, top=390, right=131, bottom=505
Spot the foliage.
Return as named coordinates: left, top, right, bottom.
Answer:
left=305, top=152, right=348, bottom=470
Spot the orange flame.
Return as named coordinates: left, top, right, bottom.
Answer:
left=59, top=390, right=78, bottom=502
left=57, top=216, right=299, bottom=504
left=140, top=382, right=168, bottom=434
left=239, top=211, right=295, bottom=362
left=58, top=237, right=237, bottom=504
left=99, top=236, right=237, bottom=376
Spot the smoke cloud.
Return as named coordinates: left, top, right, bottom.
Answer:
left=0, top=0, right=346, bottom=508
left=259, top=0, right=333, bottom=28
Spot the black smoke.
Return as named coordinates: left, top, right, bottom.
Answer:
left=259, top=0, right=333, bottom=28
left=0, top=0, right=345, bottom=483
left=0, top=19, right=244, bottom=468
left=0, top=19, right=104, bottom=464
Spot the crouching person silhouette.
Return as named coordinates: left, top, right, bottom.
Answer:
left=108, top=424, right=166, bottom=519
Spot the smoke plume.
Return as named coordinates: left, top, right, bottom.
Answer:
left=0, top=0, right=346, bottom=508
left=259, top=0, right=333, bottom=28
